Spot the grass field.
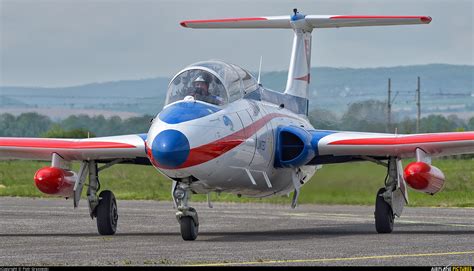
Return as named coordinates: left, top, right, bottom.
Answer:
left=0, top=159, right=472, bottom=207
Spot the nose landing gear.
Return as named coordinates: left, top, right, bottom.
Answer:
left=173, top=182, right=199, bottom=241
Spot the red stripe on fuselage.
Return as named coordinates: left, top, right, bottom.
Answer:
left=329, top=132, right=474, bottom=145
left=154, top=113, right=292, bottom=169
left=0, top=138, right=136, bottom=149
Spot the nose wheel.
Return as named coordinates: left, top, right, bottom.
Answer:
left=173, top=182, right=199, bottom=241
left=179, top=210, right=199, bottom=241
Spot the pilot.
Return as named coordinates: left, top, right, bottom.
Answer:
left=192, top=74, right=224, bottom=105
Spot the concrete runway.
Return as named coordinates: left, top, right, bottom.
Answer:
left=0, top=197, right=473, bottom=266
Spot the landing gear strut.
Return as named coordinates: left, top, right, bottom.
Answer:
left=73, top=160, right=120, bottom=235
left=373, top=157, right=408, bottom=234
left=173, top=182, right=199, bottom=241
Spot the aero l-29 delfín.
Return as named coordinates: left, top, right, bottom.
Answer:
left=1, top=10, right=473, bottom=241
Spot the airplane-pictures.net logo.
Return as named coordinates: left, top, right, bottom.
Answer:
left=432, top=266, right=473, bottom=271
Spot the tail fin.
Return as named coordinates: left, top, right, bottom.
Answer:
left=181, top=10, right=431, bottom=99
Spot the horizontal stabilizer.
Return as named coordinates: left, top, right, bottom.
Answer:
left=307, top=15, right=432, bottom=28
left=180, top=15, right=431, bottom=29
left=181, top=16, right=291, bottom=28
left=181, top=11, right=432, bottom=100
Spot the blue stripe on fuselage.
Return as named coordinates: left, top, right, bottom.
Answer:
left=159, top=101, right=221, bottom=124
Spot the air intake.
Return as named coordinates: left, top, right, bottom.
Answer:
left=275, top=126, right=315, bottom=168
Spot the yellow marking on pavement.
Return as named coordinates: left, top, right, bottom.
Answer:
left=428, top=206, right=474, bottom=209
left=397, top=219, right=474, bottom=228
left=187, top=251, right=474, bottom=266
left=284, top=212, right=474, bottom=227
left=283, top=212, right=363, bottom=217
left=286, top=212, right=474, bottom=221
left=403, top=215, right=474, bottom=221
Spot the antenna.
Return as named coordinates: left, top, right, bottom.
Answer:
left=257, top=56, right=263, bottom=85
left=416, top=76, right=421, bottom=133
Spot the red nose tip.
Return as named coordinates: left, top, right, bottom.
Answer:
left=34, top=167, right=65, bottom=195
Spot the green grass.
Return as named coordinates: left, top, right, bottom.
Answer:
left=0, top=159, right=472, bottom=207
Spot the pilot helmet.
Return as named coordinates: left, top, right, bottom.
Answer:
left=193, top=73, right=211, bottom=85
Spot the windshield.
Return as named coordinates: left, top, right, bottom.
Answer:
left=192, top=61, right=258, bottom=102
left=165, top=69, right=228, bottom=106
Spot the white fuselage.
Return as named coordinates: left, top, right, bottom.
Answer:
left=146, top=98, right=317, bottom=197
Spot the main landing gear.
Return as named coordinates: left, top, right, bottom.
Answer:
left=172, top=181, right=199, bottom=241
left=95, top=190, right=118, bottom=235
left=373, top=157, right=407, bottom=234
left=375, top=187, right=394, bottom=233
left=74, top=160, right=120, bottom=235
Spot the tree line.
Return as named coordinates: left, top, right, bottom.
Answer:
left=0, top=100, right=472, bottom=138
left=0, top=113, right=153, bottom=138
left=310, top=100, right=473, bottom=133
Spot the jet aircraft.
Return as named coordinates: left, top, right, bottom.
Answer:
left=1, top=10, right=473, bottom=240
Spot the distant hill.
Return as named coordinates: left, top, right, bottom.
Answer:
left=1, top=64, right=472, bottom=118
left=0, top=96, right=26, bottom=106
left=1, top=78, right=169, bottom=116
left=263, top=64, right=473, bottom=96
left=1, top=77, right=169, bottom=98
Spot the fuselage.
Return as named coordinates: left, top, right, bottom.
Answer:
left=146, top=95, right=317, bottom=198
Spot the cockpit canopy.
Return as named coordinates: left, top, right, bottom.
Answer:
left=165, top=60, right=259, bottom=106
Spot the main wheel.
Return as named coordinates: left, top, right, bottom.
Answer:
left=180, top=216, right=198, bottom=241
left=375, top=188, right=394, bottom=233
left=96, top=190, right=118, bottom=235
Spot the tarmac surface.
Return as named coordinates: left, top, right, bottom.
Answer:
left=0, top=197, right=473, bottom=266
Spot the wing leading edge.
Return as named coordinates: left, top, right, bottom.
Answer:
left=0, top=134, right=149, bottom=164
left=312, top=131, right=474, bottom=161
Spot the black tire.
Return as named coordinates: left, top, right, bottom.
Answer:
left=375, top=188, right=394, bottom=233
left=96, top=190, right=118, bottom=235
left=180, top=216, right=198, bottom=241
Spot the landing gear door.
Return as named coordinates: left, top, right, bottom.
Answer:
left=397, top=159, right=409, bottom=204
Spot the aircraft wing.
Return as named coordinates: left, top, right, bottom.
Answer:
left=0, top=134, right=149, bottom=164
left=309, top=130, right=474, bottom=163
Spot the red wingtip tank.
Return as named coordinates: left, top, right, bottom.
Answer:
left=403, top=161, right=445, bottom=194
left=34, top=167, right=77, bottom=197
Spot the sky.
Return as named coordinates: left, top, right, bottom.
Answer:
left=0, top=0, right=473, bottom=87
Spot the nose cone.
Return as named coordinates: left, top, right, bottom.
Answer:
left=152, top=129, right=190, bottom=168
